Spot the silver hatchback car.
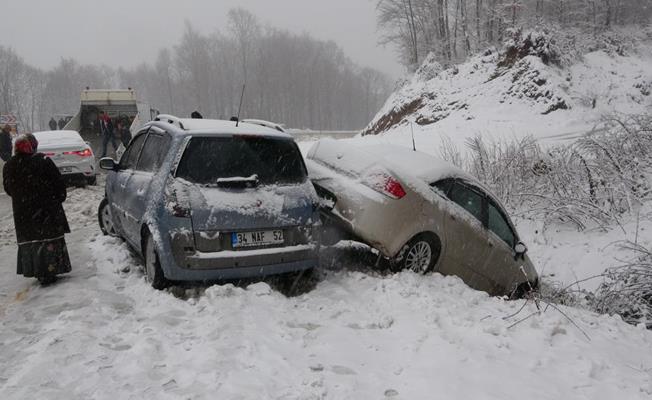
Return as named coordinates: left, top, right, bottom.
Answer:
left=306, top=139, right=538, bottom=297
left=98, top=115, right=320, bottom=288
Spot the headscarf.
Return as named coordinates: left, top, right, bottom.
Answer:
left=14, top=134, right=38, bottom=155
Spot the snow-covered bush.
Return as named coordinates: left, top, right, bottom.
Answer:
left=498, top=28, right=563, bottom=68
left=593, top=241, right=652, bottom=328
left=440, top=114, right=652, bottom=327
left=441, top=114, right=652, bottom=231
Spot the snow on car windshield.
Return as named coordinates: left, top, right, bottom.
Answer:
left=176, top=136, right=307, bottom=185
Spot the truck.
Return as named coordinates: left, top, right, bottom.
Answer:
left=64, top=88, right=158, bottom=156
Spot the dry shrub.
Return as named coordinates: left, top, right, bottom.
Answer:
left=438, top=113, right=652, bottom=326
left=441, top=114, right=652, bottom=231
left=592, top=241, right=652, bottom=328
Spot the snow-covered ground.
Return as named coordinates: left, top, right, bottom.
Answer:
left=0, top=164, right=651, bottom=399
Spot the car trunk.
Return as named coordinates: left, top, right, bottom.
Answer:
left=173, top=135, right=314, bottom=252
left=188, top=183, right=313, bottom=231
left=35, top=132, right=93, bottom=168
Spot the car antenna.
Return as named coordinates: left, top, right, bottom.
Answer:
left=235, top=84, right=246, bottom=127
left=410, top=122, right=416, bottom=151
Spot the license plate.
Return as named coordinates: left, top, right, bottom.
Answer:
left=59, top=166, right=73, bottom=174
left=231, top=230, right=284, bottom=248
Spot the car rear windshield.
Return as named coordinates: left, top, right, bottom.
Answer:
left=176, top=136, right=307, bottom=185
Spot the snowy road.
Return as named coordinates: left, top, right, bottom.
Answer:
left=0, top=155, right=651, bottom=399
left=1, top=211, right=651, bottom=399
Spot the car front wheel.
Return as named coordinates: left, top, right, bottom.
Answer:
left=98, top=198, right=117, bottom=236
left=144, top=232, right=169, bottom=290
left=399, top=234, right=441, bottom=274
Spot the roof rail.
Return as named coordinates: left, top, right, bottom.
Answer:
left=154, top=114, right=185, bottom=130
left=241, top=119, right=285, bottom=132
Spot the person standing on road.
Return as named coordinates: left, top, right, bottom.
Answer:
left=0, top=125, right=11, bottom=177
left=100, top=112, right=118, bottom=158
left=48, top=117, right=57, bottom=131
left=2, top=134, right=72, bottom=285
left=116, top=120, right=132, bottom=147
left=57, top=117, right=66, bottom=130
left=0, top=125, right=12, bottom=163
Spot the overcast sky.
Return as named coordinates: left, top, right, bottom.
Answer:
left=0, top=0, right=404, bottom=79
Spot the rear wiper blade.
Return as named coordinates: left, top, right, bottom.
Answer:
left=215, top=174, right=259, bottom=188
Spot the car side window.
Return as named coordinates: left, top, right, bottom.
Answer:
left=120, top=133, right=147, bottom=170
left=448, top=182, right=484, bottom=222
left=487, top=201, right=516, bottom=248
left=431, top=178, right=454, bottom=197
left=137, top=134, right=170, bottom=172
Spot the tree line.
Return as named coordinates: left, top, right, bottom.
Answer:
left=0, top=8, right=392, bottom=132
left=377, top=0, right=652, bottom=69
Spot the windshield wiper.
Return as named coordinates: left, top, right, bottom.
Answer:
left=214, top=174, right=259, bottom=188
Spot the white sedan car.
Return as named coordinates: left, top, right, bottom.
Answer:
left=34, top=130, right=97, bottom=185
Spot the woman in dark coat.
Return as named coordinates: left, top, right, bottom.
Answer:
left=2, top=134, right=71, bottom=284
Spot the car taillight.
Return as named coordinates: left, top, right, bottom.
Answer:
left=44, top=152, right=55, bottom=157
left=64, top=149, right=93, bottom=157
left=166, top=185, right=191, bottom=218
left=362, top=168, right=407, bottom=199
left=172, top=204, right=191, bottom=218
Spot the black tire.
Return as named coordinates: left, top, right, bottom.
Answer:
left=87, top=175, right=97, bottom=186
left=510, top=279, right=539, bottom=300
left=98, top=198, right=117, bottom=236
left=397, top=234, right=441, bottom=274
left=143, top=231, right=169, bottom=290
left=271, top=268, right=319, bottom=297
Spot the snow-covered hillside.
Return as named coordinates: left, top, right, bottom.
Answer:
left=364, top=29, right=652, bottom=148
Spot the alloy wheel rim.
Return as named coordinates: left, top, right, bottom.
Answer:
left=145, top=239, right=155, bottom=281
left=405, top=241, right=432, bottom=273
left=102, top=206, right=114, bottom=234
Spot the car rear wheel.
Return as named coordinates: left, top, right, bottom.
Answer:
left=399, top=235, right=441, bottom=274
left=98, top=198, right=117, bottom=236
left=87, top=175, right=97, bottom=186
left=144, top=232, right=169, bottom=290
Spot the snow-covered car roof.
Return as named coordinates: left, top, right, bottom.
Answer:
left=308, top=139, right=475, bottom=184
left=360, top=144, right=471, bottom=183
left=33, top=130, right=85, bottom=147
left=152, top=115, right=291, bottom=138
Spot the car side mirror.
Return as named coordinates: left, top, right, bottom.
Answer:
left=514, top=242, right=527, bottom=259
left=99, top=157, right=118, bottom=171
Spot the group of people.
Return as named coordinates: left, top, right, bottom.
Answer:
left=99, top=111, right=132, bottom=158
left=48, top=117, right=68, bottom=131
left=2, top=132, right=71, bottom=285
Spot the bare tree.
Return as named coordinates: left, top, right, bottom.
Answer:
left=376, top=0, right=652, bottom=67
left=228, top=8, right=261, bottom=84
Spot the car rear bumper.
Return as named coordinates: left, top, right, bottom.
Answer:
left=57, top=160, right=96, bottom=176
left=164, top=244, right=318, bottom=281
left=314, top=181, right=423, bottom=258
left=61, top=172, right=95, bottom=181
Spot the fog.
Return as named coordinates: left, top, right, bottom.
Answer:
left=0, top=0, right=404, bottom=78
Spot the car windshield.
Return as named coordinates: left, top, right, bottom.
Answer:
left=176, top=136, right=307, bottom=185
